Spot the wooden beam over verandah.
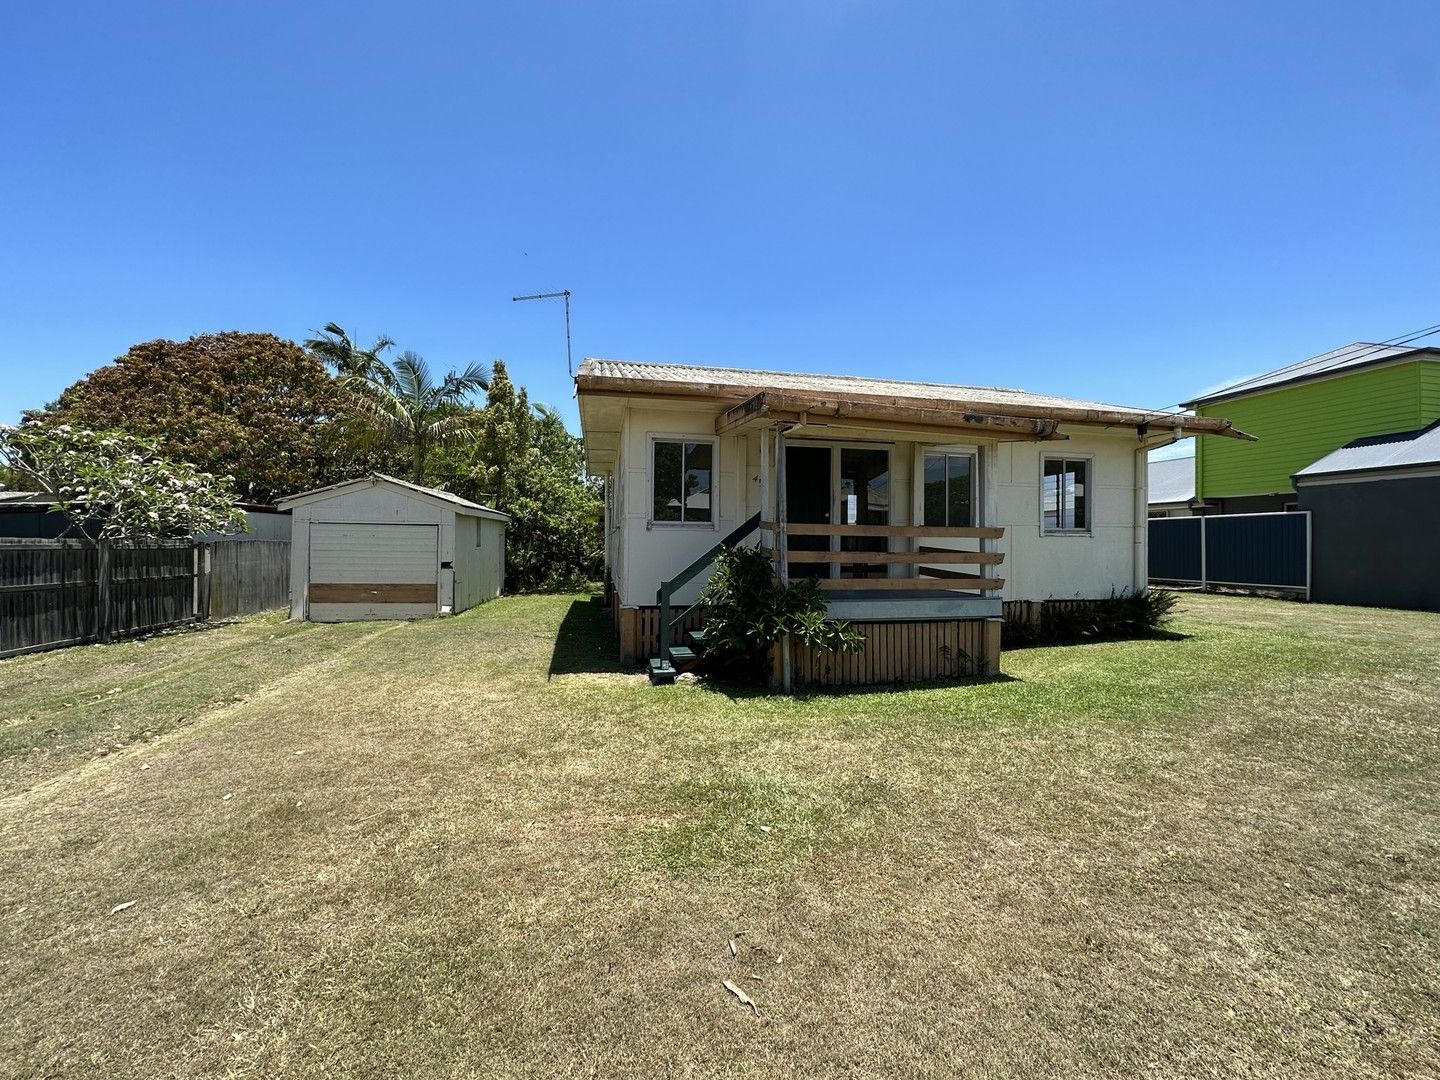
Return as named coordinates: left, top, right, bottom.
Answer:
left=715, top=391, right=1066, bottom=441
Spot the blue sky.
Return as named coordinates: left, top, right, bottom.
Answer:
left=2, top=1, right=1437, bottom=457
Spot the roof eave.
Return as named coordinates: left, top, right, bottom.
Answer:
left=577, top=373, right=1251, bottom=441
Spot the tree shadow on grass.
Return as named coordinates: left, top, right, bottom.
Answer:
left=547, top=594, right=628, bottom=678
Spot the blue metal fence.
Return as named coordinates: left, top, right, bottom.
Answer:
left=1149, top=512, right=1310, bottom=596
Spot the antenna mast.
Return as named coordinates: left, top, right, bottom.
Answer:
left=512, top=290, right=573, bottom=377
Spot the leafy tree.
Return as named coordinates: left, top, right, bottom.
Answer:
left=29, top=332, right=357, bottom=504
left=0, top=422, right=246, bottom=541
left=436, top=361, right=602, bottom=591
left=339, top=351, right=490, bottom=483
left=304, top=322, right=395, bottom=378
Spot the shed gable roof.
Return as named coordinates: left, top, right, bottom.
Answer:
left=276, top=474, right=509, bottom=521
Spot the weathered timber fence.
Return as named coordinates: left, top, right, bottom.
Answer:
left=197, top=540, right=290, bottom=619
left=0, top=538, right=290, bottom=659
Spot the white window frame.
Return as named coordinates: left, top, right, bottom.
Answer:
left=647, top=433, right=719, bottom=530
left=920, top=445, right=981, bottom=529
left=1040, top=454, right=1093, bottom=536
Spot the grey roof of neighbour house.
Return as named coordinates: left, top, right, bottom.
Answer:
left=1147, top=456, right=1195, bottom=505
left=1184, top=342, right=1440, bottom=407
left=1294, top=420, right=1440, bottom=480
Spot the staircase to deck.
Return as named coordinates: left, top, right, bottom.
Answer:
left=648, top=512, right=762, bottom=684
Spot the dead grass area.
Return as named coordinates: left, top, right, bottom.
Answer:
left=1, top=593, right=1438, bottom=1078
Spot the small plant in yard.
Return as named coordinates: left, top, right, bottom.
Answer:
left=1004, top=588, right=1180, bottom=648
left=0, top=422, right=246, bottom=541
left=696, top=545, right=864, bottom=681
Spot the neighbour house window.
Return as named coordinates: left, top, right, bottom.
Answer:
left=1042, top=458, right=1089, bottom=532
left=651, top=438, right=714, bottom=524
left=923, top=451, right=975, bottom=527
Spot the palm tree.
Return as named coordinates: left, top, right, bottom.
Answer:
left=305, top=322, right=396, bottom=378
left=339, top=351, right=491, bottom=483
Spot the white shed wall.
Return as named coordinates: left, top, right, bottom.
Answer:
left=452, top=513, right=506, bottom=610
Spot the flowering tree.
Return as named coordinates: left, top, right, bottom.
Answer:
left=0, top=423, right=247, bottom=542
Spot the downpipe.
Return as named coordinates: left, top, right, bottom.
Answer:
left=1134, top=425, right=1182, bottom=593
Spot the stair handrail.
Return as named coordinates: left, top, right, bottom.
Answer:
left=656, top=511, right=762, bottom=654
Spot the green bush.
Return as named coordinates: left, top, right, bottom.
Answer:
left=1004, top=589, right=1180, bottom=648
left=696, top=545, right=864, bottom=682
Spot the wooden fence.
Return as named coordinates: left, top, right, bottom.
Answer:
left=0, top=539, right=290, bottom=659
left=199, top=540, right=290, bottom=619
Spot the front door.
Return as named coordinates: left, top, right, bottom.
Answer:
left=785, top=445, right=831, bottom=578
left=838, top=447, right=890, bottom=578
left=784, top=444, right=892, bottom=579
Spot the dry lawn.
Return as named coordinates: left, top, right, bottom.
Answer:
left=1, top=593, right=1438, bottom=1078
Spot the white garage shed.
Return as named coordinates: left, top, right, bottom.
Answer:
left=277, top=474, right=508, bottom=622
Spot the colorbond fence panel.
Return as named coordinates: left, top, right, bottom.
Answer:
left=1148, top=517, right=1204, bottom=584
left=1148, top=512, right=1309, bottom=596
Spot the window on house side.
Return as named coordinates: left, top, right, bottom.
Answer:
left=1042, top=458, right=1088, bottom=532
left=652, top=439, right=714, bottom=524
left=923, top=452, right=974, bottom=527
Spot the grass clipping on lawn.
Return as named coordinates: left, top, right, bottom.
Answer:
left=1, top=593, right=1438, bottom=1078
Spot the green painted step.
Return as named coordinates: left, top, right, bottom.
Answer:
left=667, top=646, right=697, bottom=664
left=648, top=657, right=676, bottom=684
left=687, top=629, right=707, bottom=645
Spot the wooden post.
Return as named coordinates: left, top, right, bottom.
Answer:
left=775, top=427, right=792, bottom=693
left=96, top=541, right=112, bottom=644
left=980, top=443, right=999, bottom=596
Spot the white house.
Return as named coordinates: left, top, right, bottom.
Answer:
left=277, top=474, right=508, bottom=622
left=575, top=360, right=1248, bottom=685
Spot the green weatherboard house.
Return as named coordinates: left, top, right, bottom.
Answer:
left=1184, top=342, right=1440, bottom=514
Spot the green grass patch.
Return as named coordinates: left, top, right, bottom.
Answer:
left=633, top=769, right=896, bottom=878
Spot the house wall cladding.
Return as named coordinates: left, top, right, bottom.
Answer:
left=612, top=402, right=1151, bottom=610
left=1195, top=361, right=1439, bottom=500
left=1298, top=476, right=1440, bottom=612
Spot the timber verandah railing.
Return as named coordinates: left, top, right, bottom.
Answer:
left=757, top=522, right=1007, bottom=592
left=651, top=516, right=1006, bottom=677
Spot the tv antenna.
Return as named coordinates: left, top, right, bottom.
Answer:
left=512, top=289, right=573, bottom=376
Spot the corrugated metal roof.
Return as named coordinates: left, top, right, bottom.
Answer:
left=1184, top=342, right=1438, bottom=407
left=277, top=473, right=510, bottom=520
left=579, top=358, right=1200, bottom=424
left=1147, top=456, right=1195, bottom=505
left=1294, top=420, right=1440, bottom=479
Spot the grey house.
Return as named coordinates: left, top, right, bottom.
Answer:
left=1294, top=421, right=1440, bottom=612
left=1147, top=456, right=1196, bottom=517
